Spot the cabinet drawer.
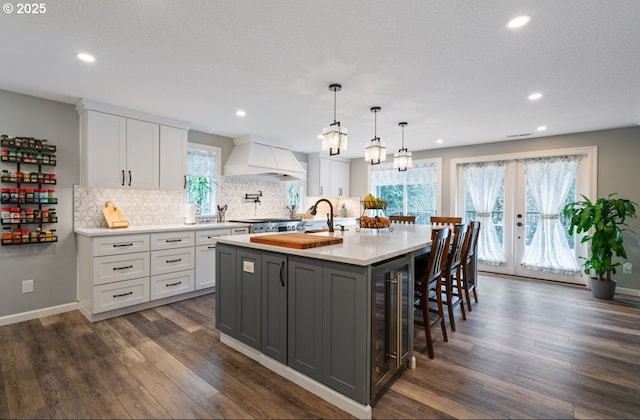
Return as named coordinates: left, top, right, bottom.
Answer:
left=195, top=228, right=232, bottom=246
left=150, top=231, right=195, bottom=250
left=93, top=277, right=150, bottom=314
left=150, top=270, right=195, bottom=300
left=93, top=252, right=150, bottom=286
left=92, top=234, right=150, bottom=257
left=150, top=247, right=195, bottom=275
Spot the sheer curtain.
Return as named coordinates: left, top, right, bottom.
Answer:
left=521, top=156, right=581, bottom=274
left=464, top=161, right=506, bottom=266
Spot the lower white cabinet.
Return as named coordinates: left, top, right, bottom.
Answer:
left=150, top=270, right=195, bottom=300
left=196, top=245, right=216, bottom=290
left=92, top=277, right=150, bottom=314
left=77, top=225, right=249, bottom=322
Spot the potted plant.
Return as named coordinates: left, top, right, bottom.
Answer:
left=188, top=176, right=212, bottom=215
left=563, top=193, right=637, bottom=299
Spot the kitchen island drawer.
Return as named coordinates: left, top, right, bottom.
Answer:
left=150, top=231, right=195, bottom=250
left=151, top=270, right=195, bottom=300
left=195, top=228, right=232, bottom=246
left=150, top=247, right=195, bottom=275
left=93, top=278, right=150, bottom=314
left=92, top=234, right=150, bottom=257
left=93, top=252, right=150, bottom=285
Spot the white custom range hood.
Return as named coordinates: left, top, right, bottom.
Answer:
left=224, top=136, right=306, bottom=180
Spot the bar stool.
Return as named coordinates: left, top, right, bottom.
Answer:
left=414, top=226, right=450, bottom=359
left=439, top=223, right=467, bottom=331
left=389, top=215, right=416, bottom=224
left=458, top=220, right=480, bottom=311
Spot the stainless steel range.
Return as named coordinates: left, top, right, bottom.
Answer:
left=228, top=218, right=306, bottom=233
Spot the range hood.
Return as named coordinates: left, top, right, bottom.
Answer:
left=224, top=136, right=306, bottom=180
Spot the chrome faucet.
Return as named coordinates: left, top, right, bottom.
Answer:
left=309, top=198, right=334, bottom=233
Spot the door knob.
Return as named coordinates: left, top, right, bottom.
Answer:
left=517, top=222, right=523, bottom=227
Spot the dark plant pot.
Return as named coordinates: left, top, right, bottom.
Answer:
left=590, top=277, right=617, bottom=300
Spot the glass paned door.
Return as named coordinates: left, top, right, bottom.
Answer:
left=457, top=149, right=594, bottom=285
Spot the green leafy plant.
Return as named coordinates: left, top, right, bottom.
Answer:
left=563, top=193, right=637, bottom=281
left=188, top=176, right=212, bottom=212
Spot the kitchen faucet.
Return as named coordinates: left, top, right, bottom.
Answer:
left=309, top=198, right=334, bottom=233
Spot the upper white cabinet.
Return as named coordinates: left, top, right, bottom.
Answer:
left=77, top=99, right=190, bottom=190
left=159, top=125, right=188, bottom=191
left=307, top=154, right=350, bottom=197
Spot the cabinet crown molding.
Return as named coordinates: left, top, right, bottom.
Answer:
left=76, top=99, right=191, bottom=130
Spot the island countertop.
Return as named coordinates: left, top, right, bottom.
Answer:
left=215, top=224, right=434, bottom=266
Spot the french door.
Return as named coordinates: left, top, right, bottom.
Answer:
left=453, top=147, right=597, bottom=285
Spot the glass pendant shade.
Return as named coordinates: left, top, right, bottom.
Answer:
left=322, top=122, right=348, bottom=156
left=365, top=106, right=386, bottom=165
left=365, top=138, right=387, bottom=164
left=393, top=121, right=412, bottom=171
left=393, top=148, right=412, bottom=171
left=322, top=84, right=347, bottom=156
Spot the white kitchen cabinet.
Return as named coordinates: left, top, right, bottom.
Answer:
left=195, top=228, right=231, bottom=290
left=307, top=154, right=350, bottom=197
left=159, top=125, right=188, bottom=191
left=80, top=110, right=160, bottom=189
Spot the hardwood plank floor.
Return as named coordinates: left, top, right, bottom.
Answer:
left=1, top=274, right=639, bottom=419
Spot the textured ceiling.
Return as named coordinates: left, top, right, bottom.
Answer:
left=1, top=0, right=639, bottom=157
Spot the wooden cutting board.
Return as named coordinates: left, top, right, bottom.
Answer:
left=250, top=233, right=343, bottom=249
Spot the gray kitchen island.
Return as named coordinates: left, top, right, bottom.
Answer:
left=214, top=224, right=434, bottom=419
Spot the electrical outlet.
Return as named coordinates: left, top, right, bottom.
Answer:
left=22, top=279, right=34, bottom=293
left=623, top=262, right=632, bottom=275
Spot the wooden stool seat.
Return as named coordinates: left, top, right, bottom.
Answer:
left=390, top=215, right=416, bottom=224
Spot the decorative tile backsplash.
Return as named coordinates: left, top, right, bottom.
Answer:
left=74, top=176, right=362, bottom=228
left=74, top=186, right=186, bottom=228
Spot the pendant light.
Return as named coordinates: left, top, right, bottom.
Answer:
left=322, top=83, right=348, bottom=156
left=393, top=122, right=412, bottom=171
left=364, top=106, right=386, bottom=165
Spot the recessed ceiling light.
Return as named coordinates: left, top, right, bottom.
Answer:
left=436, top=139, right=444, bottom=144
left=211, top=128, right=216, bottom=131
left=537, top=125, right=547, bottom=131
left=77, top=53, right=95, bottom=63
left=507, top=15, right=531, bottom=29
left=236, top=110, right=246, bottom=117
left=528, top=92, right=543, bottom=101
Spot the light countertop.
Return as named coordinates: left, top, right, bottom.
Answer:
left=74, top=222, right=251, bottom=237
left=216, top=224, right=434, bottom=266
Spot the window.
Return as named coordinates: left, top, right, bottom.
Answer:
left=285, top=179, right=305, bottom=211
left=186, top=144, right=221, bottom=215
left=369, top=159, right=441, bottom=224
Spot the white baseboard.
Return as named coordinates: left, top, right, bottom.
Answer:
left=0, top=302, right=78, bottom=327
left=221, top=333, right=372, bottom=420
left=616, top=287, right=640, bottom=297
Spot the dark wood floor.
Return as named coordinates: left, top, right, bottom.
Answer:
left=1, top=274, right=640, bottom=419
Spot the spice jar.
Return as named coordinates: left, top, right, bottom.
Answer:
left=1, top=170, right=8, bottom=182
left=18, top=188, right=26, bottom=204
left=9, top=188, right=19, bottom=203
left=48, top=189, right=56, bottom=202
left=38, top=189, right=48, bottom=203
left=1, top=188, right=9, bottom=202
left=1, top=207, right=11, bottom=223
left=25, top=188, right=34, bottom=202
left=49, top=208, right=57, bottom=222
left=26, top=209, right=34, bottom=223
left=2, top=227, right=12, bottom=245
left=12, top=228, right=21, bottom=244
left=11, top=208, right=20, bottom=223
left=41, top=209, right=49, bottom=222
left=22, top=229, right=30, bottom=244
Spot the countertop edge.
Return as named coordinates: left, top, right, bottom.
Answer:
left=74, top=222, right=251, bottom=237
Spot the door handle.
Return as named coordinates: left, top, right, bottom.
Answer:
left=517, top=222, right=523, bottom=227
left=128, top=170, right=132, bottom=186
left=121, top=170, right=125, bottom=186
left=183, top=175, right=187, bottom=189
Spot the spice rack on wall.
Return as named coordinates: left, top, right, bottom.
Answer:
left=1, top=135, right=58, bottom=246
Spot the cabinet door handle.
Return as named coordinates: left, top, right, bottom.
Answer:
left=279, top=260, right=285, bottom=287
left=166, top=258, right=182, bottom=263
left=320, top=186, right=323, bottom=195
left=113, top=243, right=133, bottom=248
left=166, top=281, right=182, bottom=287
left=113, top=291, right=133, bottom=298
left=113, top=265, right=133, bottom=271
left=128, top=170, right=132, bottom=186
left=166, top=239, right=182, bottom=243
left=121, top=170, right=125, bottom=186
left=208, top=245, right=216, bottom=249
left=183, top=175, right=187, bottom=189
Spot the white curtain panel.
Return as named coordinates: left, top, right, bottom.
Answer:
left=370, top=161, right=437, bottom=187
left=464, top=161, right=507, bottom=266
left=521, top=155, right=582, bottom=274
